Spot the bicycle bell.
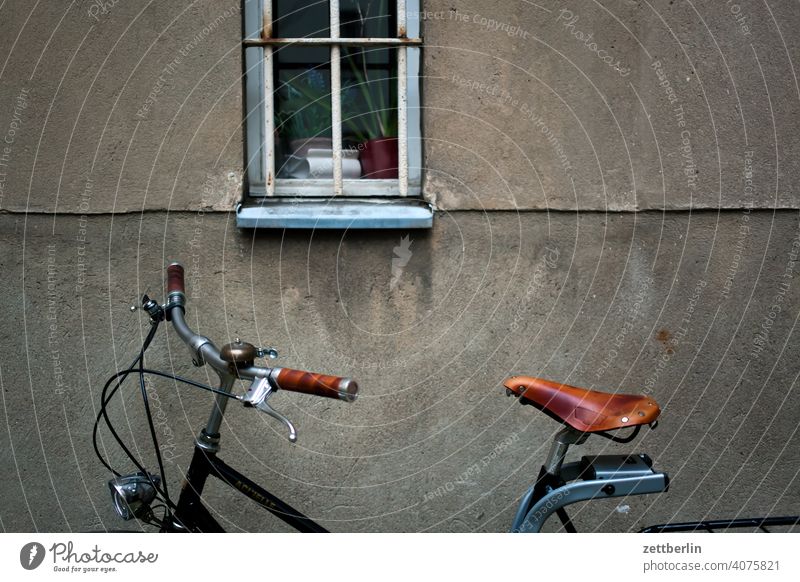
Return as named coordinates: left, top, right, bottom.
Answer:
left=220, top=338, right=258, bottom=374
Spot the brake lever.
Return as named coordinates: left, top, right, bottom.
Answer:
left=242, top=376, right=297, bottom=443
left=256, top=399, right=297, bottom=443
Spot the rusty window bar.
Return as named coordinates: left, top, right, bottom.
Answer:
left=397, top=0, right=408, bottom=196
left=243, top=37, right=421, bottom=46
left=330, top=0, right=343, bottom=195
left=263, top=1, right=275, bottom=195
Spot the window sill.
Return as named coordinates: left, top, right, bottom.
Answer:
left=236, top=197, right=433, bottom=229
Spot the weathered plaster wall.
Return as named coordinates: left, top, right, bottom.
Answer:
left=1, top=211, right=798, bottom=531
left=0, top=0, right=244, bottom=214
left=1, top=1, right=799, bottom=532
left=1, top=1, right=798, bottom=213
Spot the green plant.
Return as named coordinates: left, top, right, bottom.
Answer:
left=276, top=0, right=398, bottom=144
left=343, top=48, right=397, bottom=142
left=342, top=0, right=396, bottom=142
left=275, top=69, right=332, bottom=140
left=278, top=65, right=396, bottom=145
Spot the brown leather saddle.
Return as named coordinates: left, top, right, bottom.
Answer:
left=504, top=376, right=660, bottom=433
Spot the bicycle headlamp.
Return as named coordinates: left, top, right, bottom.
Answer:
left=108, top=473, right=160, bottom=520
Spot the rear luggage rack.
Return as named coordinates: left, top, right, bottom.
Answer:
left=641, top=515, right=800, bottom=533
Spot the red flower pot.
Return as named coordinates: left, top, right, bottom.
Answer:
left=359, top=137, right=398, bottom=179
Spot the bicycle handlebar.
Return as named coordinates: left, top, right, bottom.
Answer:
left=271, top=368, right=358, bottom=402
left=162, top=262, right=358, bottom=402
left=167, top=262, right=185, bottom=295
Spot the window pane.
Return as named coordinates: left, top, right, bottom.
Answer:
left=341, top=46, right=398, bottom=179
left=273, top=0, right=330, bottom=38
left=274, top=47, right=333, bottom=180
left=340, top=0, right=395, bottom=38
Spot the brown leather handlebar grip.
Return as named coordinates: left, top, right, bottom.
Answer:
left=166, top=263, right=185, bottom=294
left=273, top=368, right=358, bottom=402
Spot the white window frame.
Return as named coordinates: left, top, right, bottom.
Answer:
left=242, top=0, right=423, bottom=201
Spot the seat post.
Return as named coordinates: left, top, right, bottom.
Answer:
left=544, top=427, right=587, bottom=476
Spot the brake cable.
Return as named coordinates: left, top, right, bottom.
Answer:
left=93, top=321, right=244, bottom=517
left=92, top=320, right=160, bottom=478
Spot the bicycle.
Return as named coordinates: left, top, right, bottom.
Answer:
left=504, top=376, right=800, bottom=533
left=95, top=263, right=798, bottom=533
left=94, top=263, right=357, bottom=532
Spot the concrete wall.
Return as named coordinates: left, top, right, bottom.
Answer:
left=1, top=1, right=799, bottom=532
left=424, top=1, right=800, bottom=210
left=3, top=1, right=798, bottom=214
left=0, top=0, right=244, bottom=214
left=2, top=211, right=799, bottom=532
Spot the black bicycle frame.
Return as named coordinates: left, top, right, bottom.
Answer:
left=161, top=441, right=328, bottom=533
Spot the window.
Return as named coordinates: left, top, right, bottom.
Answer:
left=239, top=0, right=430, bottom=228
